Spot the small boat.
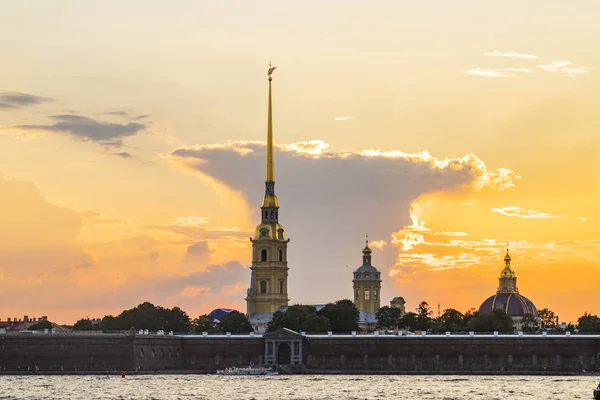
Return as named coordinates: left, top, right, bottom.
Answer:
left=216, top=365, right=279, bottom=376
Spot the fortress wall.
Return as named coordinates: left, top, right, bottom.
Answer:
left=0, top=334, right=134, bottom=372
left=0, top=334, right=598, bottom=374
left=304, top=336, right=599, bottom=373
left=181, top=337, right=264, bottom=371
left=132, top=336, right=184, bottom=371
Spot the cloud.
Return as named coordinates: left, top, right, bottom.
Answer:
left=111, top=152, right=134, bottom=159
left=335, top=117, right=353, bottom=121
left=485, top=51, right=538, bottom=59
left=434, top=231, right=468, bottom=237
left=537, top=61, right=572, bottom=72
left=369, top=240, right=387, bottom=250
left=5, top=115, right=146, bottom=147
left=167, top=140, right=517, bottom=303
left=460, top=68, right=533, bottom=78
left=461, top=68, right=513, bottom=78
left=106, top=110, right=130, bottom=117
left=184, top=241, right=211, bottom=266
left=536, top=61, right=590, bottom=76
left=491, top=206, right=566, bottom=219
left=561, top=66, right=591, bottom=76
left=173, top=216, right=211, bottom=226
left=0, top=91, right=53, bottom=109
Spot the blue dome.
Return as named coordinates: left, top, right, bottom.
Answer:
left=354, top=264, right=381, bottom=281
left=208, top=308, right=235, bottom=323
left=479, top=293, right=537, bottom=317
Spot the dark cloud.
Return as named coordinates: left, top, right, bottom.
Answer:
left=106, top=110, right=130, bottom=117
left=75, top=260, right=94, bottom=269
left=111, top=152, right=134, bottom=159
left=15, top=114, right=146, bottom=147
left=0, top=91, right=53, bottom=109
left=170, top=141, right=513, bottom=304
left=156, top=260, right=248, bottom=298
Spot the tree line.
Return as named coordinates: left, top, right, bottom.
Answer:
left=63, top=300, right=600, bottom=334
left=376, top=301, right=600, bottom=333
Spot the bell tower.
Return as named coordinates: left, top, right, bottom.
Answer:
left=246, top=63, right=290, bottom=316
left=352, top=237, right=382, bottom=314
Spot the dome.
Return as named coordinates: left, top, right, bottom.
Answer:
left=354, top=264, right=380, bottom=281
left=208, top=308, right=235, bottom=323
left=478, top=293, right=538, bottom=317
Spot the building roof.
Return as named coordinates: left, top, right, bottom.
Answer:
left=359, top=310, right=378, bottom=324
left=479, top=292, right=538, bottom=317
left=248, top=312, right=275, bottom=325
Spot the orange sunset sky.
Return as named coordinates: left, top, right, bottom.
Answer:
left=0, top=1, right=599, bottom=324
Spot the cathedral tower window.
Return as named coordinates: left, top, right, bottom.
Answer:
left=356, top=289, right=360, bottom=300
left=260, top=280, right=267, bottom=294
left=279, top=249, right=283, bottom=262
left=364, top=289, right=370, bottom=300
left=261, top=249, right=268, bottom=262
left=374, top=289, right=378, bottom=300
left=279, top=280, right=284, bottom=294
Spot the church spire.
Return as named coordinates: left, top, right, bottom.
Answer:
left=266, top=61, right=276, bottom=183
left=261, top=63, right=279, bottom=212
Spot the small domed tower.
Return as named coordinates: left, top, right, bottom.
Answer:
left=353, top=238, right=382, bottom=314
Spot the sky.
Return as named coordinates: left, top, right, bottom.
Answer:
left=0, top=0, right=599, bottom=324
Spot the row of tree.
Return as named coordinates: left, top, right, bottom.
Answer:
left=376, top=301, right=600, bottom=333
left=66, top=300, right=600, bottom=334
left=72, top=302, right=255, bottom=333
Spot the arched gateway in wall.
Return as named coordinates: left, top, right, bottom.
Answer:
left=263, top=328, right=304, bottom=366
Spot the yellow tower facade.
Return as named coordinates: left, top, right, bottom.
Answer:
left=246, top=64, right=290, bottom=316
left=352, top=240, right=382, bottom=314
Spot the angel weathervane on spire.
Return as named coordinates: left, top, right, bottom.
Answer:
left=268, top=61, right=277, bottom=76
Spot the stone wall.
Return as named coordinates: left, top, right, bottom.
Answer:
left=304, top=336, right=600, bottom=373
left=181, top=336, right=263, bottom=372
left=133, top=336, right=184, bottom=371
left=0, top=334, right=134, bottom=372
left=1, top=333, right=598, bottom=374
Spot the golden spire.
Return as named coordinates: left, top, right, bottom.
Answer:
left=363, top=234, right=372, bottom=255
left=266, top=61, right=276, bottom=182
left=260, top=62, right=279, bottom=210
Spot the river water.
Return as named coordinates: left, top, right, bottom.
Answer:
left=0, top=375, right=597, bottom=400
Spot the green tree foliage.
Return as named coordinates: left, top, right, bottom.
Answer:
left=577, top=313, right=600, bottom=333
left=73, top=302, right=192, bottom=332
left=537, top=308, right=557, bottom=330
left=267, top=305, right=317, bottom=332
left=375, top=306, right=402, bottom=330
left=192, top=314, right=216, bottom=333
left=520, top=314, right=540, bottom=333
left=467, top=309, right=514, bottom=332
left=27, top=320, right=53, bottom=331
left=72, top=318, right=100, bottom=331
left=218, top=310, right=253, bottom=333
left=415, top=301, right=433, bottom=331
left=437, top=308, right=465, bottom=332
left=462, top=308, right=479, bottom=330
left=115, top=302, right=191, bottom=332
left=302, top=313, right=331, bottom=333
left=318, top=299, right=359, bottom=333
left=398, top=312, right=417, bottom=331
left=101, top=315, right=119, bottom=330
